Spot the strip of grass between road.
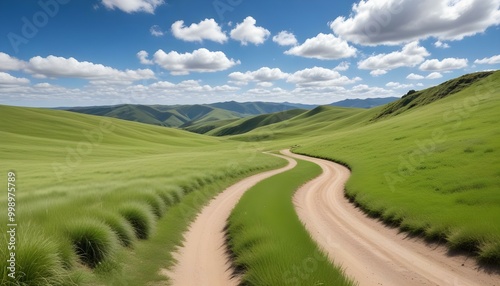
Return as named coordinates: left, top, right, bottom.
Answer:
left=226, top=156, right=355, bottom=286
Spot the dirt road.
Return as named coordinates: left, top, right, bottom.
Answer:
left=165, top=154, right=296, bottom=286
left=286, top=150, right=499, bottom=286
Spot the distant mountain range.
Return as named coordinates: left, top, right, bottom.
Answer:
left=62, top=98, right=399, bottom=130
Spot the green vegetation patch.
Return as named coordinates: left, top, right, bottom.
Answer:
left=227, top=158, right=355, bottom=286
left=295, top=71, right=500, bottom=263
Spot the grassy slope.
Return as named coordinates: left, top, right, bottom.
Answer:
left=227, top=158, right=354, bottom=286
left=182, top=118, right=240, bottom=134
left=373, top=71, right=494, bottom=120
left=289, top=71, right=500, bottom=262
left=207, top=109, right=307, bottom=136
left=231, top=105, right=371, bottom=143
left=225, top=71, right=500, bottom=263
left=0, top=105, right=285, bottom=285
left=68, top=104, right=243, bottom=128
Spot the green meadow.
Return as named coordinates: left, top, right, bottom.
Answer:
left=0, top=70, right=499, bottom=285
left=233, top=71, right=500, bottom=263
left=0, top=106, right=284, bottom=285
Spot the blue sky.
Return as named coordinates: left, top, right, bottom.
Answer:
left=0, top=0, right=499, bottom=107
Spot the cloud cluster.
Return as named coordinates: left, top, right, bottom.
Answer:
left=419, top=58, right=468, bottom=71
left=475, top=55, right=500, bottom=65
left=0, top=52, right=26, bottom=71
left=285, top=33, right=357, bottom=60
left=172, top=19, right=228, bottom=43
left=149, top=25, right=164, bottom=37
left=0, top=53, right=155, bottom=86
left=27, top=56, right=155, bottom=85
left=230, top=16, right=270, bottom=45
left=152, top=48, right=239, bottom=75
left=287, top=66, right=361, bottom=87
left=358, top=41, right=429, bottom=73
left=229, top=67, right=288, bottom=85
left=101, top=0, right=164, bottom=14
left=330, top=0, right=500, bottom=45
left=272, top=31, right=298, bottom=46
left=407, top=72, right=444, bottom=80
left=0, top=72, right=30, bottom=86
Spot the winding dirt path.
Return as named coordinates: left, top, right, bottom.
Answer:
left=286, top=150, right=499, bottom=286
left=165, top=153, right=296, bottom=286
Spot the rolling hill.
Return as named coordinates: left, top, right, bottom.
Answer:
left=1, top=70, right=499, bottom=285
left=63, top=98, right=396, bottom=132
left=0, top=104, right=285, bottom=285
left=231, top=70, right=500, bottom=264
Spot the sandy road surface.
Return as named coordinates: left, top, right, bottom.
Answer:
left=286, top=150, right=499, bottom=286
left=165, top=153, right=296, bottom=286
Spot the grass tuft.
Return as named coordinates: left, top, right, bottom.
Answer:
left=118, top=203, right=156, bottom=240
left=94, top=211, right=136, bottom=247
left=0, top=227, right=68, bottom=285
left=66, top=219, right=119, bottom=268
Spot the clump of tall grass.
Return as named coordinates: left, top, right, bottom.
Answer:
left=94, top=210, right=136, bottom=247
left=66, top=219, right=119, bottom=268
left=0, top=226, right=69, bottom=285
left=143, top=192, right=167, bottom=218
left=118, top=203, right=156, bottom=240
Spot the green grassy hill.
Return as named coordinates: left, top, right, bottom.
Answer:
left=207, top=109, right=307, bottom=136
left=208, top=101, right=312, bottom=115
left=67, top=104, right=243, bottom=128
left=220, top=72, right=500, bottom=282
left=372, top=71, right=494, bottom=120
left=231, top=105, right=370, bottom=142
left=1, top=70, right=499, bottom=285
left=0, top=105, right=285, bottom=285
left=236, top=70, right=500, bottom=263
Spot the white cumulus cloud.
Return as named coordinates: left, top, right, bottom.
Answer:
left=419, top=58, right=468, bottom=71
left=333, top=61, right=350, bottom=71
left=330, top=0, right=500, bottom=45
left=27, top=55, right=155, bottom=85
left=426, top=72, right=443, bottom=79
left=287, top=66, right=361, bottom=87
left=137, top=50, right=153, bottom=65
left=370, top=69, right=387, bottom=76
left=229, top=67, right=289, bottom=85
left=285, top=33, right=357, bottom=60
left=150, top=25, right=164, bottom=37
left=358, top=41, right=429, bottom=71
left=386, top=81, right=414, bottom=89
left=474, top=55, right=500, bottom=64
left=230, top=16, right=270, bottom=45
left=272, top=31, right=298, bottom=46
left=0, top=72, right=30, bottom=85
left=407, top=73, right=425, bottom=80
left=171, top=19, right=227, bottom=43
left=101, top=0, right=164, bottom=14
left=434, top=41, right=450, bottom=49
left=152, top=48, right=239, bottom=75
left=0, top=52, right=26, bottom=71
